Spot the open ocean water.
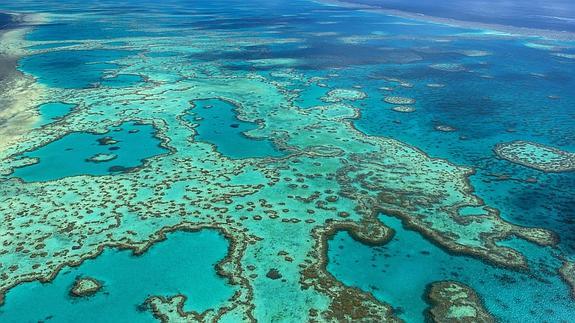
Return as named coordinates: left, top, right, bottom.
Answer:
left=342, top=0, right=575, bottom=32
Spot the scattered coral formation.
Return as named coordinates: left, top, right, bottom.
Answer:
left=426, top=281, right=494, bottom=323
left=426, top=83, right=445, bottom=88
left=69, top=277, right=102, bottom=297
left=459, top=50, right=491, bottom=57
left=0, top=5, right=567, bottom=322
left=321, top=88, right=367, bottom=103
left=86, top=153, right=117, bottom=163
left=429, top=63, right=466, bottom=72
left=552, top=53, right=575, bottom=59
left=559, top=261, right=575, bottom=298
left=494, top=141, right=575, bottom=172
left=391, top=106, right=415, bottom=113
left=384, top=96, right=416, bottom=105
left=435, top=125, right=456, bottom=132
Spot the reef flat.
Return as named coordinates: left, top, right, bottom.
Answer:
left=69, top=277, right=102, bottom=298
left=0, top=12, right=46, bottom=151
left=426, top=281, right=493, bottom=323
left=495, top=141, right=575, bottom=173
left=0, top=0, right=574, bottom=321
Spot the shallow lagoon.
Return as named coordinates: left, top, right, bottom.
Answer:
left=186, top=98, right=283, bottom=159
left=101, top=74, right=144, bottom=88
left=12, top=122, right=167, bottom=182
left=35, top=102, right=76, bottom=127
left=0, top=230, right=234, bottom=322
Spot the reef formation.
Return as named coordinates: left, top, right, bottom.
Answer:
left=70, top=277, right=102, bottom=297
left=426, top=281, right=494, bottom=323
left=495, top=141, right=575, bottom=173
left=0, top=1, right=573, bottom=322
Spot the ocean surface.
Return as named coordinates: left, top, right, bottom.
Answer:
left=342, top=0, right=575, bottom=32
left=0, top=0, right=574, bottom=322
left=0, top=12, right=12, bottom=29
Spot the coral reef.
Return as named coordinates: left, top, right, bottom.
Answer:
left=495, top=141, right=575, bottom=172
left=69, top=277, right=102, bottom=297
left=426, top=281, right=494, bottom=323
left=559, top=261, right=575, bottom=299
left=384, top=96, right=416, bottom=105
left=321, top=88, right=367, bottom=103
left=391, top=106, right=416, bottom=113
left=0, top=5, right=566, bottom=321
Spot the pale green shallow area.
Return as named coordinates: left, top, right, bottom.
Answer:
left=0, top=4, right=570, bottom=322
left=495, top=140, right=575, bottom=172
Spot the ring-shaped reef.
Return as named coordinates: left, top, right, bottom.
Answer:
left=11, top=121, right=168, bottom=182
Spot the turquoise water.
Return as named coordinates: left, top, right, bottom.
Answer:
left=12, top=122, right=167, bottom=182
left=0, top=230, right=234, bottom=322
left=328, top=214, right=575, bottom=322
left=187, top=99, right=283, bottom=159
left=35, top=102, right=76, bottom=127
left=101, top=74, right=144, bottom=88
left=0, top=0, right=574, bottom=321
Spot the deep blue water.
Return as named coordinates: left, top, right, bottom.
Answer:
left=348, top=46, right=575, bottom=253
left=0, top=12, right=11, bottom=29
left=344, top=0, right=575, bottom=32
left=20, top=49, right=137, bottom=89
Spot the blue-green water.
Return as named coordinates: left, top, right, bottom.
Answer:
left=0, top=230, right=234, bottom=322
left=328, top=214, right=575, bottom=322
left=101, top=74, right=144, bottom=88
left=187, top=99, right=283, bottom=159
left=12, top=122, right=167, bottom=182
left=35, top=102, right=76, bottom=127
left=1, top=0, right=574, bottom=321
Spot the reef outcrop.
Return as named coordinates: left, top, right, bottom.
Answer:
left=426, top=281, right=494, bottom=323
left=495, top=141, right=575, bottom=172
left=69, top=277, right=102, bottom=297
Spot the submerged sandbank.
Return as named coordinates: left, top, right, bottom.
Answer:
left=0, top=12, right=46, bottom=152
